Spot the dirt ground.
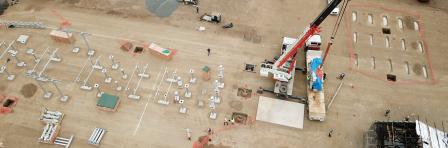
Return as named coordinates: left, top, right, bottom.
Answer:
left=0, top=0, right=447, bottom=148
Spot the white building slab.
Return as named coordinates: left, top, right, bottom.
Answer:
left=256, top=96, right=304, bottom=129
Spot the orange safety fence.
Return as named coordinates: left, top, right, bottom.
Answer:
left=0, top=95, right=18, bottom=114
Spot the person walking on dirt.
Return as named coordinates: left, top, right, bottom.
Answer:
left=195, top=5, right=199, bottom=14
left=328, top=129, right=334, bottom=137
left=224, top=117, right=229, bottom=126
left=337, top=73, right=345, bottom=80
left=207, top=48, right=211, bottom=56
left=385, top=109, right=391, bottom=117
left=207, top=128, right=213, bottom=135
left=186, top=128, right=192, bottom=141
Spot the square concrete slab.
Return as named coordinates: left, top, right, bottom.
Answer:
left=256, top=96, right=304, bottom=129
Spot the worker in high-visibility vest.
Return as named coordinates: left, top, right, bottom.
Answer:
left=186, top=128, right=192, bottom=141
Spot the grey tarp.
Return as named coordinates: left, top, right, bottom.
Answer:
left=145, top=0, right=179, bottom=17
left=0, top=0, right=9, bottom=15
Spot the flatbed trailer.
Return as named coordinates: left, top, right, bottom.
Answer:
left=306, top=50, right=325, bottom=121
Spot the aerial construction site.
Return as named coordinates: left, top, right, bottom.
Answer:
left=0, top=0, right=447, bottom=147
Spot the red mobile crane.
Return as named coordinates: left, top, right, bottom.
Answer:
left=259, top=0, right=344, bottom=121
left=273, top=0, right=342, bottom=70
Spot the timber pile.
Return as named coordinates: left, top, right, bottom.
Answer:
left=147, top=43, right=174, bottom=60
left=50, top=30, right=75, bottom=44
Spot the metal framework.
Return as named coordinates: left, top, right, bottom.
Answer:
left=365, top=121, right=423, bottom=148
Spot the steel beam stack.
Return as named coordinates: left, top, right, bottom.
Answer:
left=0, top=21, right=47, bottom=29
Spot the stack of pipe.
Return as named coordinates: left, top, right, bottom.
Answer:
left=38, top=123, right=60, bottom=143
left=0, top=21, right=47, bottom=29
left=88, top=128, right=106, bottom=146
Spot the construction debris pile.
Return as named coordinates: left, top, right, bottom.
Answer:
left=50, top=30, right=75, bottom=44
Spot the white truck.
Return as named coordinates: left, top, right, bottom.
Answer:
left=200, top=12, right=221, bottom=23
left=306, top=34, right=322, bottom=50
left=179, top=0, right=198, bottom=5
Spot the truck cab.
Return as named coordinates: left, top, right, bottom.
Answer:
left=305, top=34, right=322, bottom=50
left=200, top=12, right=221, bottom=23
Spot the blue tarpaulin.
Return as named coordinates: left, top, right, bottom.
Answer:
left=310, top=58, right=322, bottom=72
left=312, top=76, right=323, bottom=91
left=310, top=58, right=323, bottom=91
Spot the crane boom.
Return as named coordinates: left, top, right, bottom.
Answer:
left=80, top=32, right=92, bottom=51
left=51, top=9, right=71, bottom=30
left=274, top=0, right=342, bottom=71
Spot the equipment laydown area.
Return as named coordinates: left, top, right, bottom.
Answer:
left=0, top=0, right=447, bottom=147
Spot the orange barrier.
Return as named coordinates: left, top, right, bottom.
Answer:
left=0, top=95, right=18, bottom=114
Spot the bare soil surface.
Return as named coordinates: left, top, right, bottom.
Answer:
left=20, top=83, right=37, bottom=98
left=0, top=0, right=447, bottom=148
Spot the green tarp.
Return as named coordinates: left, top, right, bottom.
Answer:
left=97, top=93, right=119, bottom=109
left=202, top=66, right=210, bottom=72
left=162, top=49, right=170, bottom=54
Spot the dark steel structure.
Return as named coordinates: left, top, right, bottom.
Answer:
left=365, top=121, right=423, bottom=148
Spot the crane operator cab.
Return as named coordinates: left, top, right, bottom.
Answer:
left=328, top=0, right=340, bottom=15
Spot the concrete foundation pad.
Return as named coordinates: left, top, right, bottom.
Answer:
left=256, top=96, right=304, bottom=129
